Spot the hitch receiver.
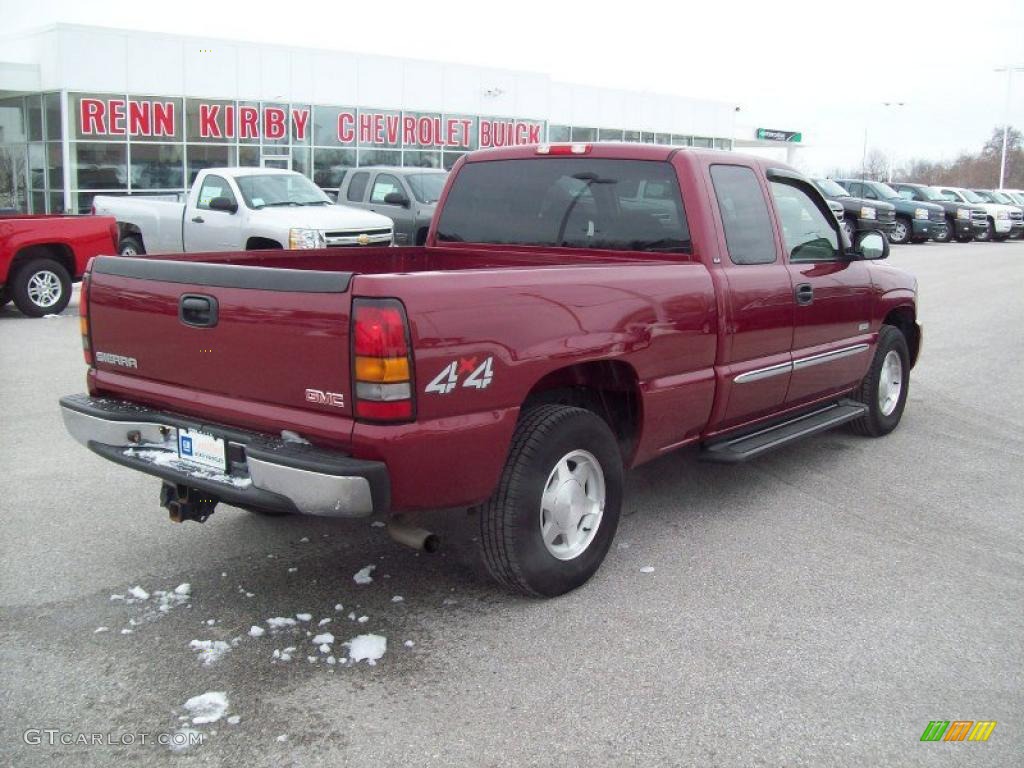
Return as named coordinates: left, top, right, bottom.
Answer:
left=160, top=483, right=219, bottom=523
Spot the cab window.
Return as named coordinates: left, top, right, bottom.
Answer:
left=709, top=164, right=776, bottom=265
left=196, top=174, right=235, bottom=210
left=371, top=174, right=404, bottom=204
left=347, top=172, right=370, bottom=202
left=769, top=180, right=839, bottom=262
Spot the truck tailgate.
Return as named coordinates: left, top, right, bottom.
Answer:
left=86, top=256, right=354, bottom=439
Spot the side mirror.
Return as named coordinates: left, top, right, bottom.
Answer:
left=209, top=196, right=238, bottom=213
left=383, top=191, right=410, bottom=207
left=854, top=229, right=889, bottom=260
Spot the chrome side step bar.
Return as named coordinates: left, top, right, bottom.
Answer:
left=699, top=400, right=868, bottom=464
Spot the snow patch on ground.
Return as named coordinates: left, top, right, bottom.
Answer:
left=183, top=691, right=229, bottom=724
left=248, top=625, right=265, bottom=638
left=281, top=430, right=311, bottom=445
left=295, top=613, right=312, bottom=622
left=128, top=586, right=150, bottom=600
left=639, top=566, right=655, bottom=574
left=266, top=617, right=297, bottom=629
left=189, top=639, right=232, bottom=665
left=312, top=632, right=334, bottom=645
left=227, top=715, right=241, bottom=725
left=347, top=634, right=387, bottom=665
left=167, top=727, right=203, bottom=753
left=391, top=595, right=404, bottom=603
left=353, top=565, right=376, bottom=585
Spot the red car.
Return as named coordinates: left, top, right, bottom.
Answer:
left=1, top=214, right=119, bottom=317
left=59, top=144, right=920, bottom=596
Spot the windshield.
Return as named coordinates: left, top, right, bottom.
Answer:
left=957, top=189, right=984, bottom=203
left=234, top=173, right=331, bottom=208
left=1007, top=191, right=1024, bottom=204
left=987, top=191, right=1012, bottom=204
left=873, top=182, right=901, bottom=200
left=436, top=158, right=691, bottom=252
left=814, top=179, right=850, bottom=197
left=915, top=186, right=945, bottom=201
left=406, top=173, right=447, bottom=204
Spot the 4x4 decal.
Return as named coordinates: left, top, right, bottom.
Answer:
left=425, top=356, right=494, bottom=395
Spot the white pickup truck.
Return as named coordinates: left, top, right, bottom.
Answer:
left=94, top=167, right=395, bottom=255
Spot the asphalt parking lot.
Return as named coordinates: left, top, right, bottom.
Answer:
left=1, top=241, right=1021, bottom=767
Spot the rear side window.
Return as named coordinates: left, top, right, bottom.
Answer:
left=709, top=164, right=775, bottom=265
left=347, top=172, right=370, bottom=202
left=435, top=158, right=690, bottom=252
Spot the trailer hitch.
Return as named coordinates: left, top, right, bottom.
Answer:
left=160, top=483, right=219, bottom=523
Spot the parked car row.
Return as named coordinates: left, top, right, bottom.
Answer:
left=812, top=177, right=1024, bottom=245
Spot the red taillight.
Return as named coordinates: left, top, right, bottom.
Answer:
left=80, top=271, right=92, bottom=365
left=352, top=299, right=413, bottom=422
left=536, top=143, right=591, bottom=155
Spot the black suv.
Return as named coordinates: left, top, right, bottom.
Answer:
left=837, top=179, right=946, bottom=244
left=890, top=182, right=987, bottom=243
left=811, top=178, right=896, bottom=242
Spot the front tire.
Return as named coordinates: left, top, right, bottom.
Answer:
left=842, top=217, right=856, bottom=243
left=478, top=405, right=623, bottom=597
left=889, top=217, right=911, bottom=245
left=12, top=258, right=72, bottom=317
left=932, top=220, right=950, bottom=242
left=849, top=325, right=910, bottom=437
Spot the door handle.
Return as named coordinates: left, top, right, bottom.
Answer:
left=179, top=294, right=218, bottom=328
left=795, top=283, right=814, bottom=306
left=191, top=216, right=205, bottom=224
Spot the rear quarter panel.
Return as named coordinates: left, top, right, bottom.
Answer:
left=353, top=261, right=717, bottom=509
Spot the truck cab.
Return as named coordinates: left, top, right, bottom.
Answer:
left=338, top=167, right=448, bottom=245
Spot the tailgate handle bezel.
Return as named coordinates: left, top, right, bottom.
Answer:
left=179, top=294, right=219, bottom=328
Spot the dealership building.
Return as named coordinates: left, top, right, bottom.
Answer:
left=0, top=24, right=795, bottom=214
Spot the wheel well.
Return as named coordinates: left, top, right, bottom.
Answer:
left=883, top=308, right=920, bottom=367
left=11, top=244, right=74, bottom=280
left=118, top=223, right=144, bottom=250
left=246, top=237, right=283, bottom=250
left=521, top=360, right=641, bottom=463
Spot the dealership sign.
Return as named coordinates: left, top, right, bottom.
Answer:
left=755, top=127, right=802, bottom=143
left=75, top=95, right=544, bottom=149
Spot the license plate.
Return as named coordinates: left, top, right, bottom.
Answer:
left=177, top=428, right=227, bottom=472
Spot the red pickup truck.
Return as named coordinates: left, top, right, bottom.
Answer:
left=60, top=144, right=920, bottom=596
left=1, top=214, right=119, bottom=317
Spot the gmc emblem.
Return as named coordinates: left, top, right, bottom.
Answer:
left=305, top=389, right=345, bottom=408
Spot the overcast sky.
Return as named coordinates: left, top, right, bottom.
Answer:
left=2, top=0, right=1022, bottom=175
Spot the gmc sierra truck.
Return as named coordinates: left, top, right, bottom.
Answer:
left=1, top=213, right=118, bottom=317
left=60, top=144, right=919, bottom=597
left=93, top=167, right=394, bottom=256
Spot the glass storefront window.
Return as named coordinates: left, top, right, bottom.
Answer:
left=0, top=97, right=27, bottom=142
left=72, top=142, right=128, bottom=189
left=624, top=130, right=641, bottom=143
left=76, top=190, right=127, bottom=215
left=0, top=143, right=28, bottom=211
left=443, top=152, right=465, bottom=170
left=72, top=93, right=126, bottom=141
left=313, top=105, right=356, bottom=148
left=260, top=102, right=290, bottom=149
left=671, top=135, right=692, bottom=146
left=239, top=145, right=260, bottom=167
left=358, top=149, right=400, bottom=167
left=130, top=143, right=184, bottom=190
left=48, top=143, right=64, bottom=190
left=129, top=96, right=183, bottom=143
left=186, top=144, right=236, bottom=185
left=641, top=132, right=656, bottom=143
left=356, top=108, right=401, bottom=149
left=313, top=147, right=355, bottom=189
left=50, top=191, right=65, bottom=214
left=655, top=133, right=671, bottom=144
left=403, top=150, right=442, bottom=168
left=598, top=128, right=624, bottom=142
left=571, top=126, right=596, bottom=142
left=692, top=137, right=714, bottom=148
left=291, top=146, right=310, bottom=177
left=28, top=143, right=45, bottom=189
left=443, top=115, right=477, bottom=150
left=28, top=96, right=43, bottom=142
left=548, top=125, right=570, bottom=142
left=714, top=138, right=732, bottom=150
left=45, top=93, right=62, bottom=141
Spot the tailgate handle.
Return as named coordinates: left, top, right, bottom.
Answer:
left=179, top=294, right=218, bottom=328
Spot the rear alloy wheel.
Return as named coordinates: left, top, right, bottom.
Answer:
left=849, top=324, right=910, bottom=437
left=118, top=236, right=144, bottom=257
left=889, top=217, right=911, bottom=245
left=478, top=405, right=623, bottom=597
left=12, top=258, right=72, bottom=317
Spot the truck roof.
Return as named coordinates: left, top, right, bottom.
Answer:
left=201, top=167, right=299, bottom=177
left=461, top=142, right=769, bottom=167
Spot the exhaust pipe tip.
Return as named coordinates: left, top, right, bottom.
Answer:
left=387, top=516, right=440, bottom=553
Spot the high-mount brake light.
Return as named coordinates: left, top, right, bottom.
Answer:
left=536, top=143, right=591, bottom=155
left=352, top=298, right=414, bottom=421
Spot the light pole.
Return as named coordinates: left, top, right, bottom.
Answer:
left=882, top=101, right=906, bottom=183
left=995, top=65, right=1024, bottom=189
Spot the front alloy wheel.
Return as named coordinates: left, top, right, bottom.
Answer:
left=889, top=218, right=910, bottom=245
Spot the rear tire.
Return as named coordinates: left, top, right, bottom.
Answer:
left=11, top=258, right=72, bottom=317
left=118, top=236, right=144, bottom=257
left=478, top=405, right=623, bottom=597
left=849, top=325, right=910, bottom=437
